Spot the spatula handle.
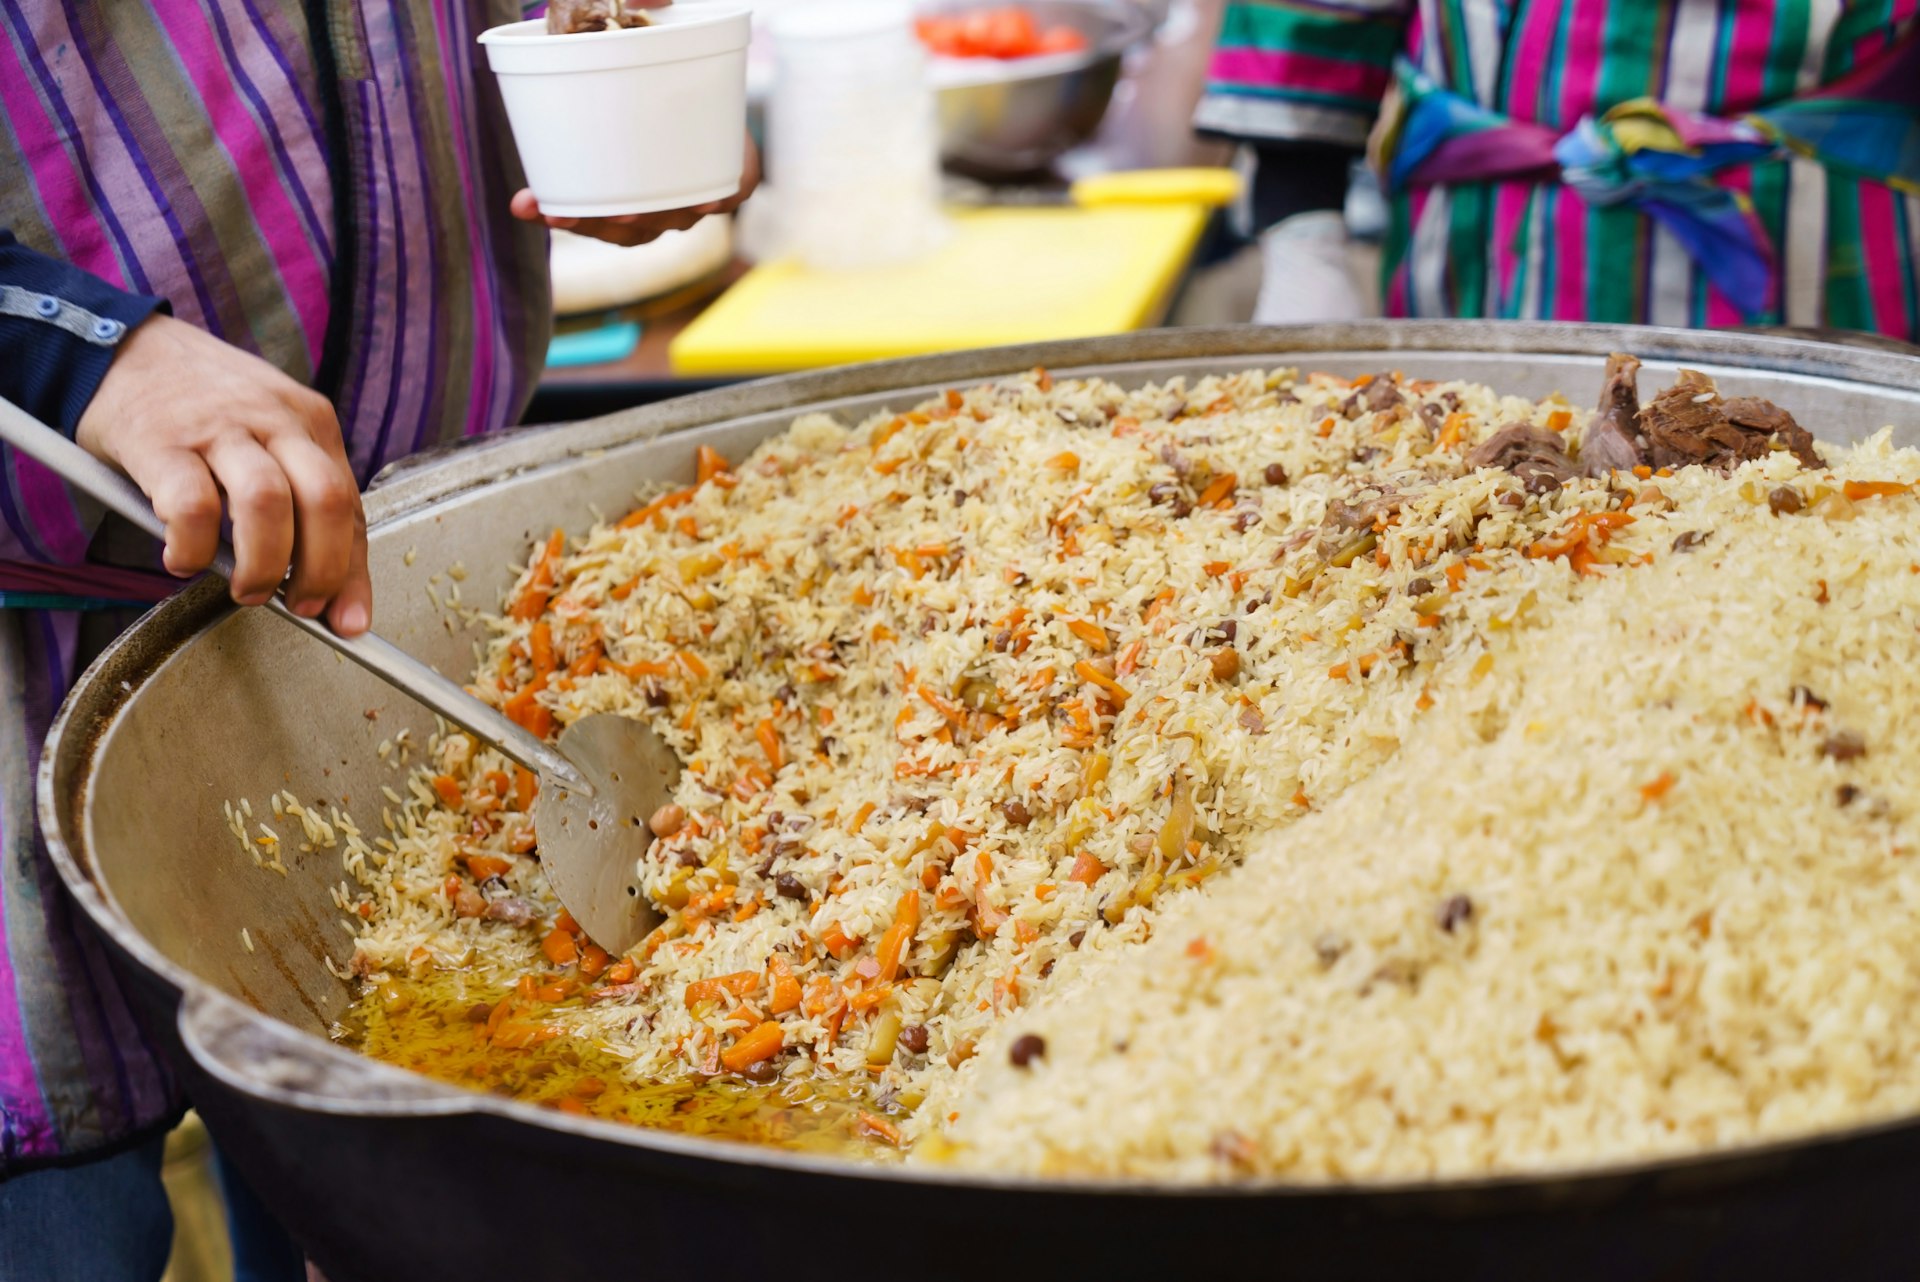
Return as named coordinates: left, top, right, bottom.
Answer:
left=0, top=394, right=588, bottom=791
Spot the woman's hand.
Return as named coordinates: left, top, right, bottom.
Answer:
left=510, top=137, right=761, bottom=248
left=75, top=314, right=372, bottom=636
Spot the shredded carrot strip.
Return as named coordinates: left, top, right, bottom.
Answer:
left=756, top=718, right=784, bottom=771
left=466, top=854, right=512, bottom=881
left=1066, top=618, right=1111, bottom=651
left=684, top=971, right=759, bottom=1009
left=695, top=444, right=731, bottom=485
left=503, top=689, right=554, bottom=739
left=1197, top=472, right=1237, bottom=506
left=1844, top=480, right=1912, bottom=501
left=617, top=488, right=693, bottom=531
left=529, top=620, right=555, bottom=679
left=767, top=954, right=801, bottom=1014
left=874, top=892, right=921, bottom=983
left=1074, top=660, right=1130, bottom=707
left=1068, top=850, right=1106, bottom=885
left=1640, top=771, right=1676, bottom=802
left=721, top=1021, right=783, bottom=1073
left=918, top=683, right=971, bottom=726
left=541, top=926, right=578, bottom=967
left=578, top=945, right=609, bottom=981
left=508, top=528, right=566, bottom=621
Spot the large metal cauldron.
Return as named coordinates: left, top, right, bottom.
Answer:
left=40, top=324, right=1920, bottom=1282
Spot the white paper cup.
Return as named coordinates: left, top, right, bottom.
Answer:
left=478, top=7, right=751, bottom=219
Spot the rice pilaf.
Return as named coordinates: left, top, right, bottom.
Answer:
left=334, top=361, right=1920, bottom=1176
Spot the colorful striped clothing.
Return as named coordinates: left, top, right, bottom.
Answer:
left=0, top=0, right=550, bottom=1176
left=1198, top=0, right=1920, bottom=338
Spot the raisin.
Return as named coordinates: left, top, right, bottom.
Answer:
left=1822, top=732, right=1866, bottom=761
left=1437, top=894, right=1475, bottom=933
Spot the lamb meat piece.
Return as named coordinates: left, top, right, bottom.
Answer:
left=1341, top=375, right=1404, bottom=417
left=484, top=897, right=536, bottom=927
left=547, top=0, right=656, bottom=33
left=1722, top=396, right=1825, bottom=469
left=1325, top=496, right=1393, bottom=530
left=1466, top=423, right=1577, bottom=492
left=1580, top=353, right=1649, bottom=476
left=1637, top=370, right=1823, bottom=472
left=1640, top=370, right=1757, bottom=470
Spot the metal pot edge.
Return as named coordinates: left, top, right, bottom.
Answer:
left=36, top=320, right=1920, bottom=1204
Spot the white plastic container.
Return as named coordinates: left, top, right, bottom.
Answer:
left=478, top=7, right=751, bottom=219
left=768, top=0, right=948, bottom=271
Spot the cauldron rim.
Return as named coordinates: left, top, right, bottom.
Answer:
left=40, top=320, right=1920, bottom=1206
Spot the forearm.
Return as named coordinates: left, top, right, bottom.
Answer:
left=0, top=231, right=166, bottom=435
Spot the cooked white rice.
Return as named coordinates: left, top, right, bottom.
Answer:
left=334, top=364, right=1920, bottom=1177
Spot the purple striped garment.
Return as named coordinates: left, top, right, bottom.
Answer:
left=0, top=0, right=550, bottom=1174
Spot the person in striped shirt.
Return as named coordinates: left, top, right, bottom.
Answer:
left=1197, top=0, right=1920, bottom=336
left=0, top=2, right=751, bottom=1277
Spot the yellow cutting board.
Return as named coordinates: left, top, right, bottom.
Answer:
left=669, top=202, right=1210, bottom=376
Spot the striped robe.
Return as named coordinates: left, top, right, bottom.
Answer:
left=1197, top=0, right=1920, bottom=337
left=0, top=0, right=550, bottom=1174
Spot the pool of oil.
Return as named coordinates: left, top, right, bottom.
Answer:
left=337, top=973, right=900, bottom=1161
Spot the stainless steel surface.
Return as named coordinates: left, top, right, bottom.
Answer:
left=0, top=392, right=672, bottom=950
left=533, top=714, right=676, bottom=951
left=928, top=0, right=1151, bottom=175
left=35, top=324, right=1920, bottom=1281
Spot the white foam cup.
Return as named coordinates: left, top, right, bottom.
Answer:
left=478, top=7, right=752, bottom=219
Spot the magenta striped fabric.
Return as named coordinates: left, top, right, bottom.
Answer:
left=1199, top=0, right=1920, bottom=339
left=0, top=0, right=549, bottom=1173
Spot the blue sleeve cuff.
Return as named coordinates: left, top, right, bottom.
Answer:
left=0, top=230, right=167, bottom=436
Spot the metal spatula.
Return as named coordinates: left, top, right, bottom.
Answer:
left=0, top=396, right=673, bottom=953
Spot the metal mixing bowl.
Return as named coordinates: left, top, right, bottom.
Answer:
left=747, top=0, right=1153, bottom=179
left=926, top=0, right=1152, bottom=175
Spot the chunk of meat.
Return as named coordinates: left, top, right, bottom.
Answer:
left=1638, top=370, right=1825, bottom=472
left=1721, top=396, right=1824, bottom=469
left=484, top=896, right=536, bottom=927
left=1342, top=375, right=1404, bottom=417
left=1580, top=353, right=1648, bottom=476
left=1324, top=492, right=1403, bottom=531
left=546, top=0, right=656, bottom=33
left=1465, top=423, right=1576, bottom=492
left=1641, top=370, right=1746, bottom=469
